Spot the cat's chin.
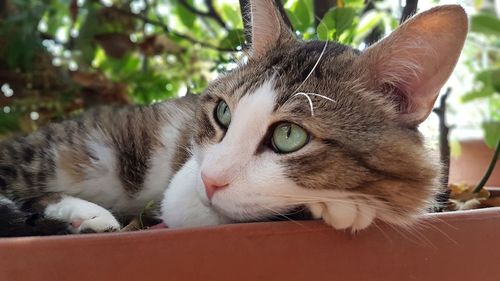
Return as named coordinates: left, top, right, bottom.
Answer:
left=207, top=194, right=309, bottom=223
left=160, top=157, right=231, bottom=228
left=258, top=206, right=314, bottom=222
left=203, top=201, right=314, bottom=226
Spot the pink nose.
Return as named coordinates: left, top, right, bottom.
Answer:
left=201, top=172, right=228, bottom=200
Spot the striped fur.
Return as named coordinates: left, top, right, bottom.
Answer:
left=0, top=95, right=198, bottom=236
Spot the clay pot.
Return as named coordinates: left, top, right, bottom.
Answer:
left=1, top=203, right=500, bottom=281
left=450, top=139, right=500, bottom=186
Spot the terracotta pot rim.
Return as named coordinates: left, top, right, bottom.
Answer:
left=2, top=204, right=500, bottom=243
left=3, top=202, right=500, bottom=280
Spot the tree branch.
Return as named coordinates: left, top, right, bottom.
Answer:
left=433, top=87, right=452, bottom=186
left=400, top=0, right=418, bottom=24
left=433, top=87, right=452, bottom=210
left=361, top=1, right=383, bottom=45
left=101, top=4, right=235, bottom=52
left=313, top=0, right=336, bottom=26
left=474, top=138, right=500, bottom=193
left=178, top=0, right=229, bottom=30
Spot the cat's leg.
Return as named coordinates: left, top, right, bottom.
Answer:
left=37, top=194, right=121, bottom=233
left=308, top=201, right=376, bottom=232
left=161, top=157, right=230, bottom=228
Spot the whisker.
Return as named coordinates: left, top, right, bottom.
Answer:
left=262, top=193, right=390, bottom=212
left=372, top=221, right=393, bottom=244
left=304, top=92, right=337, bottom=103
left=386, top=223, right=418, bottom=245
left=293, top=40, right=328, bottom=94
left=402, top=224, right=437, bottom=249
left=412, top=218, right=458, bottom=245
left=292, top=92, right=338, bottom=116
left=256, top=204, right=309, bottom=229
left=293, top=92, right=315, bottom=116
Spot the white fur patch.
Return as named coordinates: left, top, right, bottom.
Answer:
left=49, top=123, right=184, bottom=216
left=44, top=195, right=120, bottom=233
left=132, top=124, right=181, bottom=213
left=199, top=80, right=276, bottom=183
left=49, top=139, right=126, bottom=211
left=0, top=196, right=14, bottom=205
left=181, top=80, right=303, bottom=222
left=161, top=157, right=230, bottom=228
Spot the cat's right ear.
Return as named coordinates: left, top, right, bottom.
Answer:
left=357, top=5, right=468, bottom=126
left=246, top=0, right=294, bottom=58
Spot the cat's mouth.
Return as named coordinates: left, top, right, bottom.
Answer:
left=209, top=199, right=313, bottom=223
left=263, top=206, right=314, bottom=222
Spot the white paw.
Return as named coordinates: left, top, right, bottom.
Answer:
left=44, top=196, right=122, bottom=234
left=307, top=200, right=376, bottom=232
left=73, top=213, right=121, bottom=233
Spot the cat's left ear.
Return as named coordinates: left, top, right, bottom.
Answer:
left=247, top=0, right=295, bottom=58
left=358, top=5, right=468, bottom=126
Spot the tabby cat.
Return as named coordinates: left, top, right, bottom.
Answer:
left=0, top=0, right=467, bottom=237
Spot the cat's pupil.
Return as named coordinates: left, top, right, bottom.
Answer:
left=285, top=125, right=291, bottom=138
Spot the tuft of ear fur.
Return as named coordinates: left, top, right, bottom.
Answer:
left=358, top=5, right=468, bottom=125
left=248, top=0, right=294, bottom=58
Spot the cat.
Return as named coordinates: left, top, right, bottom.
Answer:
left=0, top=0, right=467, bottom=237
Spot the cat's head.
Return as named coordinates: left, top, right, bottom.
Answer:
left=190, top=0, right=467, bottom=230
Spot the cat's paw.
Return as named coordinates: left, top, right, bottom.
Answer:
left=70, top=211, right=121, bottom=234
left=307, top=201, right=376, bottom=232
left=71, top=214, right=120, bottom=233
left=44, top=196, right=121, bottom=234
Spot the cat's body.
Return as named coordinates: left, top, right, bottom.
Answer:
left=0, top=0, right=468, bottom=237
left=0, top=95, right=198, bottom=235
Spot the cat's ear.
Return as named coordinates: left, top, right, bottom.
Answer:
left=248, top=0, right=294, bottom=58
left=358, top=5, right=468, bottom=126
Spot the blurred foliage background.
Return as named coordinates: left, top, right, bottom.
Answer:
left=0, top=0, right=498, bottom=149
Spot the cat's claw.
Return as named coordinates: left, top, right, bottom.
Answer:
left=307, top=201, right=376, bottom=232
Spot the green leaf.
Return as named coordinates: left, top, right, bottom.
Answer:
left=462, top=89, right=494, bottom=102
left=490, top=95, right=500, bottom=121
left=175, top=0, right=196, bottom=29
left=483, top=121, right=500, bottom=149
left=353, top=10, right=383, bottom=44
left=0, top=2, right=46, bottom=70
left=74, top=2, right=99, bottom=66
left=470, top=14, right=500, bottom=37
left=0, top=112, right=20, bottom=134
left=343, top=0, right=364, bottom=8
left=219, top=29, right=245, bottom=49
left=474, top=0, right=484, bottom=9
left=220, top=4, right=242, bottom=29
left=462, top=69, right=500, bottom=102
left=286, top=0, right=314, bottom=33
left=491, top=69, right=500, bottom=93
left=317, top=7, right=356, bottom=41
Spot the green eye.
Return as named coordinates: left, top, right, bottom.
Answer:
left=215, top=100, right=231, bottom=128
left=272, top=123, right=309, bottom=153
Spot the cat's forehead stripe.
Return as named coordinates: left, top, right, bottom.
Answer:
left=231, top=80, right=276, bottom=135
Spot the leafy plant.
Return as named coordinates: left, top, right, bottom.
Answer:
left=462, top=10, right=500, bottom=149
left=0, top=0, right=390, bottom=139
